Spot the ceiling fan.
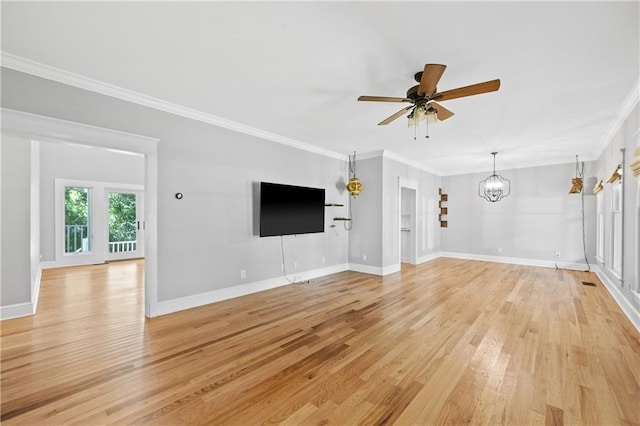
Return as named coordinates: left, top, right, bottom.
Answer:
left=358, top=64, right=500, bottom=126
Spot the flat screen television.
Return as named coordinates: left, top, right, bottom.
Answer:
left=260, top=182, right=325, bottom=237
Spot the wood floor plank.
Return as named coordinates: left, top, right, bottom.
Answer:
left=2, top=258, right=639, bottom=425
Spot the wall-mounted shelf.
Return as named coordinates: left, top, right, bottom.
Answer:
left=325, top=203, right=344, bottom=207
left=438, top=187, right=448, bottom=228
left=333, top=217, right=351, bottom=221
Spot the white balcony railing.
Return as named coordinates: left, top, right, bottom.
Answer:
left=66, top=225, right=136, bottom=254
left=65, top=224, right=89, bottom=253
left=109, top=241, right=137, bottom=253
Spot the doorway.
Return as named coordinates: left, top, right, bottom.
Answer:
left=398, top=177, right=418, bottom=266
left=4, top=108, right=159, bottom=318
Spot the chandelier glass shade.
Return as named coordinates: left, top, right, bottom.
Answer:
left=407, top=105, right=437, bottom=127
left=478, top=152, right=510, bottom=202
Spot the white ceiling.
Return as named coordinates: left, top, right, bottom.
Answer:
left=2, top=1, right=638, bottom=175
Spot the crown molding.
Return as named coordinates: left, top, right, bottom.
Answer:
left=381, top=150, right=445, bottom=176
left=1, top=52, right=347, bottom=161
left=593, top=78, right=640, bottom=160
left=1, top=108, right=158, bottom=154
left=352, top=149, right=444, bottom=176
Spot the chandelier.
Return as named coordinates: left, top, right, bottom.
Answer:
left=346, top=151, right=363, bottom=197
left=478, top=152, right=510, bottom=202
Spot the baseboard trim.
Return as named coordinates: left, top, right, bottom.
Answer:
left=417, top=252, right=442, bottom=264
left=0, top=302, right=34, bottom=320
left=347, top=263, right=401, bottom=276
left=593, top=267, right=640, bottom=334
left=439, top=251, right=589, bottom=271
left=0, top=263, right=44, bottom=321
left=32, top=264, right=43, bottom=314
left=152, top=263, right=349, bottom=317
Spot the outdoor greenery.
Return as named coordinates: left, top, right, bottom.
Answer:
left=108, top=192, right=137, bottom=243
left=65, top=186, right=90, bottom=228
left=65, top=187, right=90, bottom=252
left=64, top=188, right=137, bottom=253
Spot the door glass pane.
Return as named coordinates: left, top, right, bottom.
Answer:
left=65, top=186, right=92, bottom=253
left=108, top=192, right=137, bottom=253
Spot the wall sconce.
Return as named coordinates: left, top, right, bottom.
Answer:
left=631, top=145, right=640, bottom=178
left=606, top=164, right=623, bottom=183
left=593, top=180, right=604, bottom=194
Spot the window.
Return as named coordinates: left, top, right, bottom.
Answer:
left=64, top=186, right=92, bottom=253
left=596, top=191, right=604, bottom=262
left=611, top=182, right=622, bottom=277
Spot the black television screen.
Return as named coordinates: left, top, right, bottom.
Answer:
left=260, top=182, right=325, bottom=237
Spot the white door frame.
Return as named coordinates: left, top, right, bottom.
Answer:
left=398, top=177, right=419, bottom=265
left=2, top=108, right=159, bottom=318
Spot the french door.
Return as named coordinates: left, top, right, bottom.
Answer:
left=57, top=179, right=144, bottom=266
left=105, top=189, right=144, bottom=261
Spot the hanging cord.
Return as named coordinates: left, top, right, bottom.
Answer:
left=344, top=153, right=354, bottom=231
left=344, top=195, right=353, bottom=231
left=578, top=159, right=591, bottom=272
left=280, top=235, right=298, bottom=284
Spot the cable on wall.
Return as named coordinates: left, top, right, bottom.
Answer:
left=280, top=235, right=297, bottom=284
left=344, top=196, right=353, bottom=231
left=579, top=161, right=591, bottom=272
left=280, top=235, right=309, bottom=284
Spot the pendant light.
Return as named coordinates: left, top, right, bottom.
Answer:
left=346, top=151, right=363, bottom=197
left=478, top=152, right=510, bottom=202
left=569, top=155, right=584, bottom=194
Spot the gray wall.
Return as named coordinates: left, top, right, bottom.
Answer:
left=39, top=142, right=145, bottom=262
left=441, top=161, right=596, bottom=265
left=348, top=157, right=383, bottom=267
left=1, top=68, right=348, bottom=304
left=1, top=134, right=32, bottom=305
left=593, top=103, right=639, bottom=312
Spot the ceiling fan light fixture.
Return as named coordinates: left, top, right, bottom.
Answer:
left=407, top=105, right=437, bottom=127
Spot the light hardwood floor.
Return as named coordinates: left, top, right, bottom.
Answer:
left=1, top=258, right=639, bottom=425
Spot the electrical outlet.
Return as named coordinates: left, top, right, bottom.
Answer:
left=497, top=248, right=503, bottom=254
left=363, top=254, right=367, bottom=261
left=281, top=263, right=284, bottom=271
left=322, top=256, right=326, bottom=264
left=240, top=270, right=246, bottom=279
left=294, top=261, right=298, bottom=269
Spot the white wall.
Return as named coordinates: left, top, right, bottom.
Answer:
left=441, top=162, right=596, bottom=267
left=39, top=141, right=144, bottom=262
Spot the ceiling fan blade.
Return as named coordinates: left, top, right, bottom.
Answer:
left=378, top=106, right=413, bottom=125
left=430, top=102, right=454, bottom=121
left=418, top=64, right=447, bottom=96
left=358, top=95, right=411, bottom=102
left=433, top=79, right=501, bottom=102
